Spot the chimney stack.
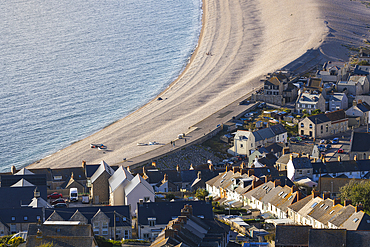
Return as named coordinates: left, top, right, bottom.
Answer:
left=127, top=166, right=130, bottom=173
left=283, top=147, right=290, bottom=155
left=356, top=203, right=364, bottom=212
left=189, top=164, right=194, bottom=170
left=152, top=162, right=156, bottom=167
left=248, top=169, right=255, bottom=177
left=197, top=171, right=201, bottom=180
left=334, top=198, right=341, bottom=206
left=181, top=205, right=193, bottom=216
left=353, top=100, right=357, bottom=107
left=344, top=199, right=352, bottom=207
left=11, top=166, right=16, bottom=175
left=176, top=165, right=180, bottom=172
left=291, top=185, right=298, bottom=194
left=209, top=163, right=214, bottom=171
left=290, top=153, right=293, bottom=161
left=323, top=192, right=330, bottom=200
left=233, top=167, right=240, bottom=174
left=164, top=174, right=168, bottom=182
left=274, top=179, right=281, bottom=187
left=240, top=162, right=245, bottom=169
left=312, top=190, right=320, bottom=199
left=82, top=160, right=86, bottom=170
left=164, top=228, right=177, bottom=238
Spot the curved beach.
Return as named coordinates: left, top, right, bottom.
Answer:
left=27, top=0, right=370, bottom=169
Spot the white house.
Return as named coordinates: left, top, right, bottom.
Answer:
left=287, top=156, right=313, bottom=182
left=228, top=124, right=287, bottom=156
left=109, top=166, right=134, bottom=206
left=124, top=175, right=155, bottom=216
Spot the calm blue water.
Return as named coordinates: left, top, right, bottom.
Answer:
left=0, top=0, right=202, bottom=172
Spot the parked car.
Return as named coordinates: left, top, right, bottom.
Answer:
left=299, top=135, right=308, bottom=140
left=338, top=148, right=344, bottom=153
left=318, top=144, right=327, bottom=152
left=326, top=144, right=332, bottom=150
left=290, top=137, right=300, bottom=143
left=51, top=198, right=66, bottom=205
left=320, top=139, right=328, bottom=144
left=332, top=138, right=339, bottom=144
left=53, top=203, right=67, bottom=208
left=47, top=192, right=63, bottom=199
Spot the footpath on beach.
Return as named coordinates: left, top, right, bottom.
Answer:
left=27, top=0, right=370, bottom=170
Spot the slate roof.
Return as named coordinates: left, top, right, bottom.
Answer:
left=308, top=229, right=346, bottom=247
left=90, top=160, right=114, bottom=183
left=108, top=166, right=134, bottom=192
left=275, top=225, right=311, bottom=246
left=276, top=153, right=299, bottom=165
left=137, top=201, right=213, bottom=225
left=356, top=102, right=370, bottom=113
left=328, top=93, right=346, bottom=102
left=307, top=113, right=331, bottom=124
left=350, top=132, right=370, bottom=152
left=312, top=160, right=370, bottom=174
left=325, top=109, right=347, bottom=122
left=253, top=128, right=275, bottom=142
left=0, top=174, right=47, bottom=187
left=349, top=75, right=367, bottom=85
left=0, top=186, right=47, bottom=208
left=291, top=157, right=312, bottom=169
left=259, top=143, right=284, bottom=155
left=307, top=199, right=343, bottom=225
left=270, top=124, right=287, bottom=135
left=0, top=207, right=43, bottom=224
left=26, top=223, right=96, bottom=247
left=346, top=230, right=370, bottom=247
left=10, top=178, right=35, bottom=187
left=45, top=206, right=131, bottom=227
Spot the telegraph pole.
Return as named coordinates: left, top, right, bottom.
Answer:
left=114, top=210, right=116, bottom=241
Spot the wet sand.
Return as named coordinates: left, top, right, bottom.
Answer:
left=27, top=0, right=370, bottom=169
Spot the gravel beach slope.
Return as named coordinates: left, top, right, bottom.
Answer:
left=27, top=0, right=370, bottom=169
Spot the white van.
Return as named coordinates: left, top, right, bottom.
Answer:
left=70, top=188, right=78, bottom=202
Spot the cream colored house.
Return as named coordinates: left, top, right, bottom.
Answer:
left=296, top=93, right=325, bottom=114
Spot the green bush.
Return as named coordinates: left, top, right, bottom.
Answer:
left=7, top=237, right=24, bottom=247
left=122, top=239, right=150, bottom=244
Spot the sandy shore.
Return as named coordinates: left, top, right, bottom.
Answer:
left=27, top=0, right=370, bottom=170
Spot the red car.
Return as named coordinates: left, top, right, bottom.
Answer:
left=51, top=198, right=66, bottom=205
left=47, top=192, right=63, bottom=199
left=338, top=148, right=344, bottom=153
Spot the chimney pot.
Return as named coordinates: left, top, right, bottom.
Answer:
left=344, top=199, right=352, bottom=207
left=334, top=198, right=341, bottom=205
left=248, top=169, right=255, bottom=177
left=323, top=192, right=330, bottom=200
left=274, top=179, right=281, bottom=187
left=356, top=203, right=363, bottom=212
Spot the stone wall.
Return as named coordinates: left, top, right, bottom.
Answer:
left=252, top=94, right=285, bottom=106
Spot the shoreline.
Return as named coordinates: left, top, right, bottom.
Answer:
left=27, top=0, right=370, bottom=170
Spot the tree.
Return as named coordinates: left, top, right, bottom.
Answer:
left=339, top=180, right=370, bottom=213
left=195, top=188, right=209, bottom=200
left=312, top=109, right=321, bottom=115
left=358, top=60, right=370, bottom=66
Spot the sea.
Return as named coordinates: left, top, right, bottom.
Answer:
left=0, top=0, right=202, bottom=173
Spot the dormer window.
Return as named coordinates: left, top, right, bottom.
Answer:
left=148, top=218, right=156, bottom=227
left=23, top=216, right=28, bottom=221
left=11, top=217, right=15, bottom=221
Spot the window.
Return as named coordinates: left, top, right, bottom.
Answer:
left=301, top=123, right=304, bottom=128
left=330, top=210, right=335, bottom=214
left=301, top=130, right=304, bottom=135
left=23, top=216, right=28, bottom=221
left=93, top=223, right=100, bottom=235
left=326, top=124, right=328, bottom=132
left=102, top=222, right=108, bottom=235
left=324, top=206, right=329, bottom=210
left=353, top=218, right=359, bottom=223
left=311, top=202, right=318, bottom=208
left=143, top=233, right=150, bottom=239
left=309, top=124, right=312, bottom=129
left=148, top=218, right=156, bottom=227
left=288, top=195, right=294, bottom=200
left=320, top=204, right=325, bottom=208
left=240, top=144, right=243, bottom=148
left=124, top=230, right=130, bottom=239
left=321, top=125, right=323, bottom=134
left=278, top=191, right=284, bottom=196
left=11, top=217, right=15, bottom=221
left=144, top=197, right=150, bottom=202
left=10, top=224, right=16, bottom=234
left=36, top=216, right=41, bottom=221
